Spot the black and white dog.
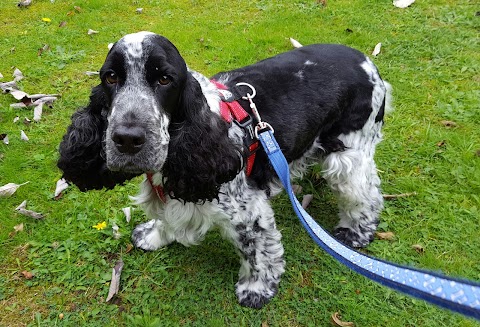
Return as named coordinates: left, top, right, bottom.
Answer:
left=58, top=31, right=392, bottom=308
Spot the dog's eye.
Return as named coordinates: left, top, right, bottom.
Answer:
left=158, top=75, right=171, bottom=86
left=106, top=72, right=118, bottom=84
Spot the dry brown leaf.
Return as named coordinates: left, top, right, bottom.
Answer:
left=106, top=259, right=124, bottom=302
left=38, top=44, right=50, bottom=56
left=122, top=207, right=131, bottom=223
left=440, top=120, right=457, bottom=128
left=393, top=0, right=415, bottom=8
left=54, top=178, right=69, bottom=198
left=17, top=0, right=32, bottom=7
left=58, top=21, right=67, bottom=28
left=302, top=194, right=313, bottom=209
left=376, top=231, right=395, bottom=240
left=292, top=184, right=303, bottom=194
left=436, top=140, right=446, bottom=147
left=1, top=133, right=8, bottom=145
left=372, top=43, right=382, bottom=57
left=289, top=38, right=303, bottom=48
left=0, top=182, right=29, bottom=197
left=21, top=270, right=34, bottom=279
left=331, top=312, right=355, bottom=327
left=261, top=321, right=269, bottom=327
left=14, top=223, right=24, bottom=232
left=33, top=103, right=43, bottom=121
left=125, top=243, right=134, bottom=254
left=21, top=130, right=29, bottom=141
left=412, top=244, right=425, bottom=254
left=74, top=5, right=82, bottom=12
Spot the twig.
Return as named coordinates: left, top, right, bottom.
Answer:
left=383, top=192, right=417, bottom=200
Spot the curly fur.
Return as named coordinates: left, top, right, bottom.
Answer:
left=57, top=32, right=392, bottom=309
left=57, top=86, right=137, bottom=190
left=162, top=73, right=244, bottom=202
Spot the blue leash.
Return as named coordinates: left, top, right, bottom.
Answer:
left=258, top=129, right=480, bottom=320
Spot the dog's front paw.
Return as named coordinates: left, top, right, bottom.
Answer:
left=236, top=280, right=278, bottom=309
left=334, top=227, right=374, bottom=248
left=132, top=219, right=174, bottom=251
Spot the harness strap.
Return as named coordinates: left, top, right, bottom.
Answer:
left=211, top=80, right=259, bottom=177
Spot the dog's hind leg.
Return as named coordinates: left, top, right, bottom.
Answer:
left=321, top=120, right=384, bottom=248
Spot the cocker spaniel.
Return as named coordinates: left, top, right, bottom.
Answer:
left=58, top=31, right=392, bottom=308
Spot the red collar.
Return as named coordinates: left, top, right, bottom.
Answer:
left=146, top=172, right=167, bottom=203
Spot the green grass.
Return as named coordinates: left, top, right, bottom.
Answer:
left=1, top=0, right=479, bottom=326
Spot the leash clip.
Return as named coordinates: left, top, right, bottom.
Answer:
left=236, top=82, right=275, bottom=139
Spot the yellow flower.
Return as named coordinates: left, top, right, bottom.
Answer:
left=92, top=221, right=107, bottom=230
left=42, top=17, right=52, bottom=23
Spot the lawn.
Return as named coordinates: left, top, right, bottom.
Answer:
left=0, top=0, right=479, bottom=326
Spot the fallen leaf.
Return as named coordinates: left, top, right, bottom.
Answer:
left=1, top=134, right=8, bottom=145
left=0, top=80, right=19, bottom=92
left=261, top=321, right=269, bottom=327
left=58, top=21, right=67, bottom=28
left=372, top=42, right=382, bottom=57
left=15, top=200, right=27, bottom=210
left=440, top=120, right=457, bottom=128
left=436, top=140, right=446, bottom=147
left=9, top=89, right=28, bottom=100
left=54, top=178, right=69, bottom=198
left=85, top=71, right=99, bottom=76
left=289, top=37, right=303, bottom=48
left=10, top=103, right=27, bottom=108
left=17, top=0, right=32, bottom=7
left=87, top=29, right=99, bottom=35
left=33, top=103, right=43, bottom=121
left=301, top=194, right=313, bottom=209
left=376, top=231, right=395, bottom=240
left=42, top=17, right=52, bottom=23
left=475, top=149, right=480, bottom=157
left=393, top=0, right=415, bottom=8
left=24, top=117, right=31, bottom=125
left=59, top=313, right=64, bottom=320
left=106, top=259, right=124, bottom=302
left=13, top=68, right=24, bottom=82
left=0, top=72, right=3, bottom=79
left=38, top=44, right=50, bottom=56
left=383, top=192, right=417, bottom=200
left=0, top=182, right=29, bottom=197
left=412, top=244, right=425, bottom=253
left=317, top=0, right=327, bottom=6
left=112, top=223, right=121, bottom=240
left=13, top=116, right=20, bottom=123
left=14, top=223, right=24, bottom=232
left=125, top=243, right=134, bottom=254
left=21, top=270, right=34, bottom=279
left=21, top=130, right=29, bottom=141
left=331, top=312, right=355, bottom=327
left=122, top=207, right=131, bottom=223
left=292, top=184, right=303, bottom=194
left=16, top=208, right=44, bottom=219
left=136, top=8, right=143, bottom=14
left=74, top=5, right=82, bottom=12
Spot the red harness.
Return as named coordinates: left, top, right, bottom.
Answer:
left=211, top=80, right=259, bottom=177
left=146, top=80, right=259, bottom=203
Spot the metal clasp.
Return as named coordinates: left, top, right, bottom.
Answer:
left=236, top=82, right=274, bottom=139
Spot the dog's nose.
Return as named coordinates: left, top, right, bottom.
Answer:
left=111, top=125, right=146, bottom=154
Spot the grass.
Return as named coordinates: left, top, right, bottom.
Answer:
left=0, top=0, right=479, bottom=326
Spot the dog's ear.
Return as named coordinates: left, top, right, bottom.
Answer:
left=57, top=85, right=138, bottom=191
left=162, top=74, right=244, bottom=203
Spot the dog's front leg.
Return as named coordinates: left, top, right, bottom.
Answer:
left=219, top=190, right=286, bottom=309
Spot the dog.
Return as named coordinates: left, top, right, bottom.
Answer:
left=58, top=31, right=392, bottom=308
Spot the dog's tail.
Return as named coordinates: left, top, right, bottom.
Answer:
left=383, top=81, right=394, bottom=114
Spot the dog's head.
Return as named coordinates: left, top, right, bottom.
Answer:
left=58, top=32, right=243, bottom=201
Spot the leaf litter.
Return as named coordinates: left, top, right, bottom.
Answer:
left=106, top=259, right=124, bottom=302
left=0, top=182, right=29, bottom=197
left=15, top=200, right=44, bottom=219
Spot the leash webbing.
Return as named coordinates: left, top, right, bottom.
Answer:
left=258, top=129, right=480, bottom=320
